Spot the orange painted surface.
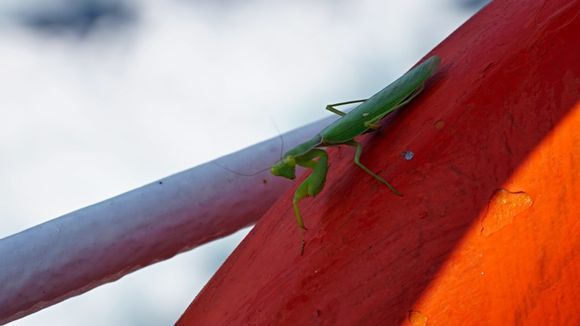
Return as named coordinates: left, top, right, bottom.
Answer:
left=179, top=0, right=580, bottom=324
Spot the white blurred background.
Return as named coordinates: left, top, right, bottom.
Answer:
left=0, top=0, right=488, bottom=324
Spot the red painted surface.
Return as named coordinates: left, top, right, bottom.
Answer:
left=179, top=0, right=580, bottom=325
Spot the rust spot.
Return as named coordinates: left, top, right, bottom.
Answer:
left=481, top=189, right=533, bottom=236
left=409, top=310, right=428, bottom=326
left=434, top=119, right=445, bottom=130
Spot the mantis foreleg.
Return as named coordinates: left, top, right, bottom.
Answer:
left=348, top=140, right=402, bottom=196
left=292, top=149, right=329, bottom=229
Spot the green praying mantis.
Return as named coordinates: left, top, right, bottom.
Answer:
left=271, top=55, right=440, bottom=230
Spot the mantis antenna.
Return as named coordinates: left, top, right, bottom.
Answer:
left=212, top=115, right=285, bottom=177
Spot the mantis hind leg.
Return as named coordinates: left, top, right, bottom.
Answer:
left=347, top=140, right=402, bottom=196
left=325, top=99, right=367, bottom=116
left=292, top=149, right=329, bottom=229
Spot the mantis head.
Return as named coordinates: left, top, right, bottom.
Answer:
left=271, top=156, right=296, bottom=179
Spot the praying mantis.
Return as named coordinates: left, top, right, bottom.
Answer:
left=271, top=55, right=440, bottom=229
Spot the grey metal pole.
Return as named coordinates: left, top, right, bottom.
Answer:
left=0, top=116, right=335, bottom=324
